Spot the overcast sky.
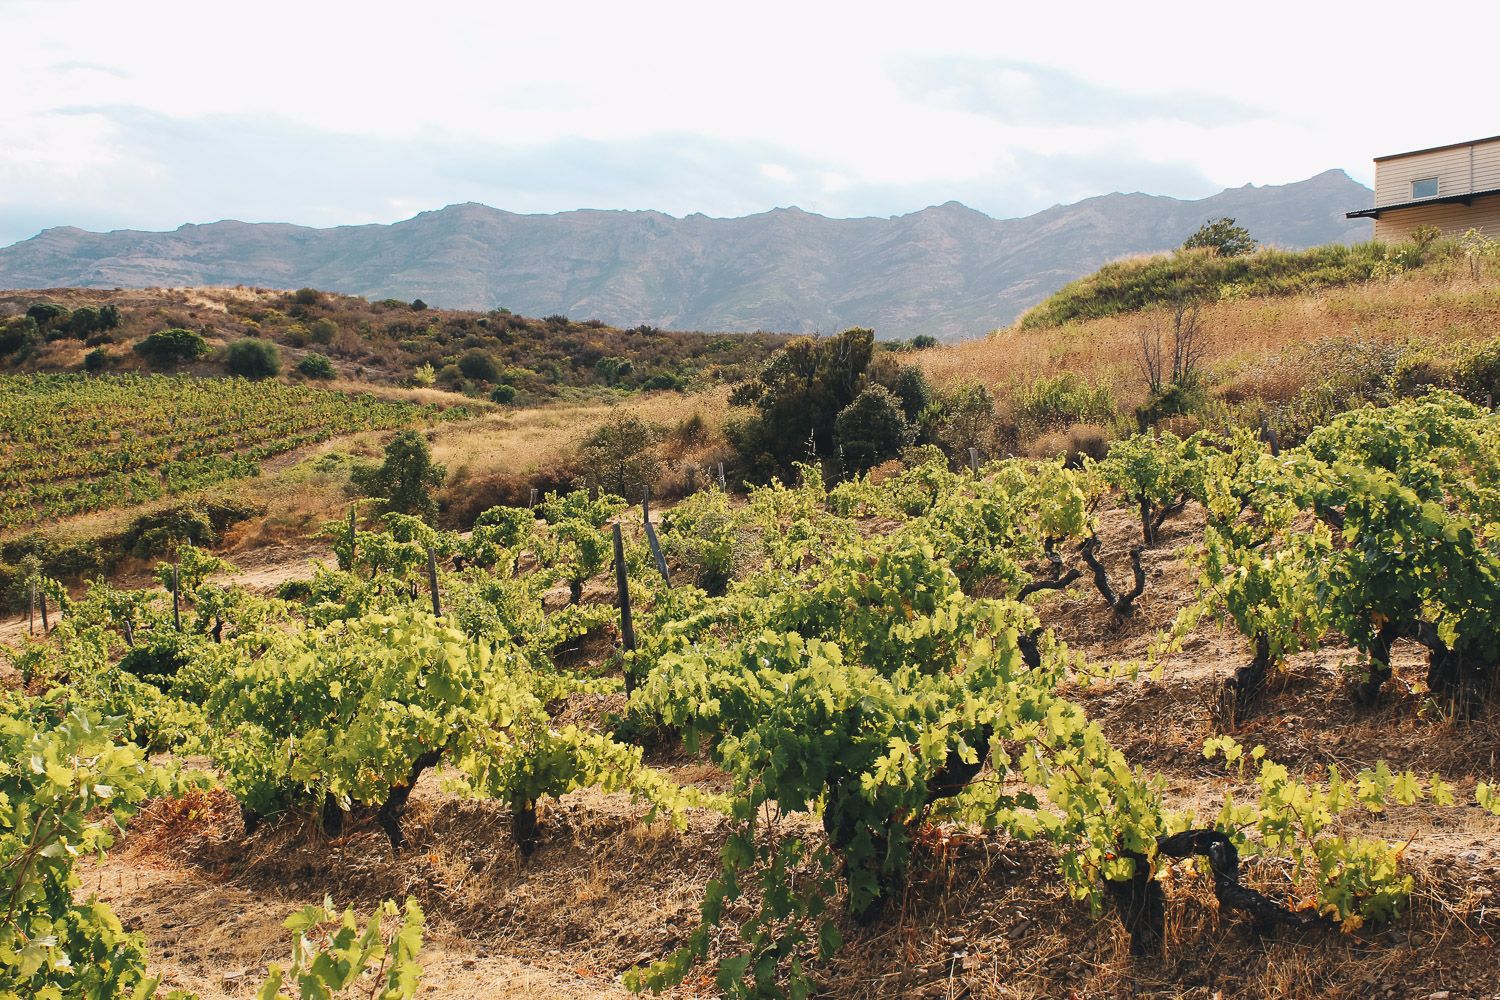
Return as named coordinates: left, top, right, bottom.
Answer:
left=2, top=0, right=1495, bottom=248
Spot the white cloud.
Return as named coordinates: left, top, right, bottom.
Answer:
left=1, top=0, right=1497, bottom=245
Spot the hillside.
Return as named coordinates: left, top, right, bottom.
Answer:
left=0, top=171, right=1373, bottom=341
left=918, top=237, right=1500, bottom=451
left=0, top=286, right=789, bottom=399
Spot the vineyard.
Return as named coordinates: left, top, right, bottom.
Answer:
left=0, top=374, right=458, bottom=530
left=2, top=391, right=1499, bottom=998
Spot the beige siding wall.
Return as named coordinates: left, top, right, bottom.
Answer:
left=1374, top=137, right=1500, bottom=206
left=1373, top=193, right=1500, bottom=241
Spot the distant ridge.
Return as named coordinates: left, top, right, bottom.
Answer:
left=0, top=170, right=1372, bottom=341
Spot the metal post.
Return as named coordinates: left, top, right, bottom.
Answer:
left=426, top=547, right=442, bottom=618
left=642, top=486, right=671, bottom=586
left=612, top=523, right=637, bottom=693
left=968, top=447, right=979, bottom=474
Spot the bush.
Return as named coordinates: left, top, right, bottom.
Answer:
left=577, top=411, right=662, bottom=497
left=458, top=349, right=499, bottom=382
left=641, top=372, right=683, bottom=391
left=0, top=318, right=40, bottom=358
left=307, top=318, right=338, bottom=344
left=1014, top=373, right=1117, bottom=436
left=293, top=287, right=323, bottom=306
left=1024, top=423, right=1114, bottom=466
left=1454, top=336, right=1500, bottom=403
left=296, top=352, right=336, bottom=380
left=350, top=430, right=446, bottom=523
left=910, top=334, right=939, bottom=350
left=489, top=384, right=516, bottom=404
left=83, top=347, right=110, bottom=373
left=25, top=303, right=69, bottom=329
left=225, top=337, right=282, bottom=379
left=134, top=328, right=209, bottom=367
left=1182, top=217, right=1257, bottom=257
left=882, top=365, right=932, bottom=424
left=835, top=384, right=912, bottom=474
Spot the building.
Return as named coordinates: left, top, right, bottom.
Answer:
left=1347, top=135, right=1500, bottom=241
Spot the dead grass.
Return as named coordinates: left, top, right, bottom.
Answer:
left=919, top=270, right=1500, bottom=412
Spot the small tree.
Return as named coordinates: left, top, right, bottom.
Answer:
left=1137, top=303, right=1207, bottom=396
left=1182, top=217, right=1256, bottom=257
left=83, top=347, right=110, bottom=373
left=351, top=431, right=447, bottom=523
left=578, top=411, right=662, bottom=496
left=134, top=328, right=209, bottom=368
left=226, top=337, right=281, bottom=379
left=835, top=384, right=911, bottom=474
left=412, top=362, right=437, bottom=387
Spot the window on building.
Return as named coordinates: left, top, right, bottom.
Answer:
left=1412, top=177, right=1439, bottom=199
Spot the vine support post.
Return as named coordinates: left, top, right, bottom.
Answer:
left=1260, top=417, right=1281, bottom=457
left=612, top=523, right=637, bottom=693
left=171, top=561, right=181, bottom=633
left=642, top=485, right=671, bottom=586
left=39, top=588, right=49, bottom=634
left=529, top=487, right=538, bottom=509
left=426, top=547, right=442, bottom=618
left=27, top=581, right=35, bottom=636
left=347, top=504, right=357, bottom=570
left=968, top=447, right=979, bottom=475
left=717, top=461, right=727, bottom=491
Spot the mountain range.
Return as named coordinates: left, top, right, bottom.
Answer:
left=0, top=169, right=1373, bottom=340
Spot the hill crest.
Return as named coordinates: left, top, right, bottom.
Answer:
left=0, top=171, right=1373, bottom=340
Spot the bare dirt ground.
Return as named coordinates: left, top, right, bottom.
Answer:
left=48, top=503, right=1500, bottom=998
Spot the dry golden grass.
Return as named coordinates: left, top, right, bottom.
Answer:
left=919, top=270, right=1500, bottom=410
left=431, top=389, right=726, bottom=484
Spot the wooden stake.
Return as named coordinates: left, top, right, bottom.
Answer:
left=642, top=486, right=671, bottom=586
left=347, top=505, right=357, bottom=570
left=40, top=589, right=49, bottom=633
left=612, top=523, right=637, bottom=693
left=968, top=447, right=980, bottom=474
left=717, top=462, right=726, bottom=491
left=426, top=547, right=442, bottom=617
left=172, top=561, right=181, bottom=632
left=28, top=581, right=35, bottom=637
left=529, top=487, right=538, bottom=508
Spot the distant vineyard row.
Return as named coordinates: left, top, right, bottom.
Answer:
left=0, top=373, right=457, bottom=530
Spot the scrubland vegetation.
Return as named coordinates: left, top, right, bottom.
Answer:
left=3, top=230, right=1500, bottom=998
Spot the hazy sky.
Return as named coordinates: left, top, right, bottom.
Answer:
left=2, top=0, right=1495, bottom=247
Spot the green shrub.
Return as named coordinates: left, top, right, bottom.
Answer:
left=297, top=352, right=337, bottom=380
left=83, top=347, right=110, bottom=373
left=835, top=384, right=911, bottom=474
left=577, top=411, right=662, bottom=496
left=489, top=384, right=516, bottom=404
left=1455, top=336, right=1500, bottom=403
left=458, top=348, right=499, bottom=382
left=350, top=430, right=446, bottom=523
left=307, top=318, right=338, bottom=344
left=25, top=302, right=69, bottom=329
left=134, top=328, right=209, bottom=367
left=225, top=337, right=282, bottom=379
left=1182, top=217, right=1257, bottom=257
left=1014, top=373, right=1116, bottom=435
left=0, top=318, right=40, bottom=357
